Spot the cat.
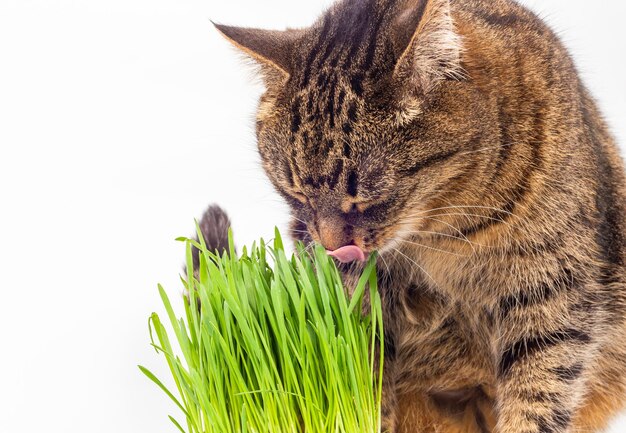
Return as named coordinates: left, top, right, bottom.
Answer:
left=201, top=0, right=626, bottom=431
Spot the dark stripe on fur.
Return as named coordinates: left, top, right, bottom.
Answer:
left=591, top=122, right=624, bottom=273
left=551, top=363, right=584, bottom=382
left=350, top=73, right=364, bottom=96
left=519, top=391, right=561, bottom=404
left=336, top=89, right=346, bottom=116
left=493, top=106, right=515, bottom=176
left=301, top=14, right=331, bottom=87
left=532, top=408, right=572, bottom=433
left=399, top=149, right=459, bottom=176
left=325, top=76, right=337, bottom=128
left=462, top=108, right=544, bottom=237
left=343, top=142, right=351, bottom=158
left=477, top=12, right=523, bottom=28
left=361, top=11, right=385, bottom=71
left=328, top=159, right=344, bottom=190
left=499, top=329, right=591, bottom=377
left=347, top=101, right=358, bottom=123
left=291, top=97, right=302, bottom=133
left=499, top=268, right=577, bottom=318
left=346, top=170, right=358, bottom=196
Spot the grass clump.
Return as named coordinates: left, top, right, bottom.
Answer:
left=140, top=228, right=384, bottom=433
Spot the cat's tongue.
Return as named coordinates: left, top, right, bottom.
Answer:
left=327, top=245, right=366, bottom=264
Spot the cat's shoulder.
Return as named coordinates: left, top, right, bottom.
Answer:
left=452, top=0, right=552, bottom=32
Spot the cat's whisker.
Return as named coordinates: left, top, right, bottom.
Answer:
left=398, top=228, right=471, bottom=242
left=290, top=228, right=310, bottom=234
left=403, top=211, right=511, bottom=226
left=403, top=216, right=479, bottom=255
left=396, top=216, right=475, bottom=246
left=391, top=247, right=441, bottom=291
left=401, top=212, right=512, bottom=242
left=378, top=252, right=392, bottom=281
left=408, top=205, right=519, bottom=219
left=398, top=216, right=471, bottom=243
left=393, top=238, right=467, bottom=257
left=290, top=216, right=308, bottom=226
left=395, top=227, right=492, bottom=250
left=291, top=231, right=311, bottom=239
left=300, top=241, right=317, bottom=256
left=435, top=197, right=522, bottom=238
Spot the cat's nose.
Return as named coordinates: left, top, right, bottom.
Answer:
left=318, top=217, right=367, bottom=263
left=318, top=217, right=349, bottom=251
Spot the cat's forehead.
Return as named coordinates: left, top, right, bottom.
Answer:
left=284, top=65, right=392, bottom=173
left=285, top=82, right=393, bottom=199
left=290, top=1, right=397, bottom=97
left=288, top=68, right=362, bottom=135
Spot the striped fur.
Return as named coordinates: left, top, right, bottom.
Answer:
left=214, top=0, right=626, bottom=431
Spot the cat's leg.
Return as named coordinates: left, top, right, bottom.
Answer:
left=494, top=315, right=596, bottom=433
left=395, top=390, right=495, bottom=433
left=573, top=379, right=626, bottom=433
left=572, top=341, right=626, bottom=431
left=387, top=286, right=497, bottom=432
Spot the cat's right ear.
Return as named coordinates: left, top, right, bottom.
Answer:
left=391, top=0, right=463, bottom=95
left=212, top=22, right=302, bottom=86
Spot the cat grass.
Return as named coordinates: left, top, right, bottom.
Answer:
left=140, top=228, right=384, bottom=433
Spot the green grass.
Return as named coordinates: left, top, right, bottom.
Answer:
left=140, top=228, right=384, bottom=433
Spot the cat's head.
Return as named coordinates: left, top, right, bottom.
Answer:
left=215, top=0, right=490, bottom=258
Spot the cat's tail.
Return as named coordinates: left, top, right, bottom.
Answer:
left=190, top=204, right=232, bottom=273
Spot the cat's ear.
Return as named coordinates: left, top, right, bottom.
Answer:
left=213, top=23, right=302, bottom=85
left=392, top=0, right=463, bottom=96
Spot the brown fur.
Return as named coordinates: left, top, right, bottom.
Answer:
left=213, top=0, right=626, bottom=431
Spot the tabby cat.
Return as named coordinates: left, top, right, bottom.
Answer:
left=204, top=0, right=626, bottom=431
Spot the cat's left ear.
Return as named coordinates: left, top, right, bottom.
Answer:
left=213, top=22, right=302, bottom=86
left=392, top=0, right=463, bottom=96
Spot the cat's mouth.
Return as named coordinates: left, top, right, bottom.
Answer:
left=327, top=245, right=367, bottom=264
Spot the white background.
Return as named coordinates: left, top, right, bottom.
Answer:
left=0, top=0, right=624, bottom=432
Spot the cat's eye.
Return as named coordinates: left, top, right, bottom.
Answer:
left=341, top=198, right=379, bottom=214
left=288, top=189, right=309, bottom=205
left=358, top=201, right=380, bottom=213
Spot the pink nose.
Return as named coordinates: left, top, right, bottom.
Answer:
left=327, top=245, right=367, bottom=264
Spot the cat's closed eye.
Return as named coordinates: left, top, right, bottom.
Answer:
left=340, top=198, right=384, bottom=214
left=286, top=189, right=308, bottom=205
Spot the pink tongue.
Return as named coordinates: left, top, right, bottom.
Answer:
left=327, top=245, right=366, bottom=264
